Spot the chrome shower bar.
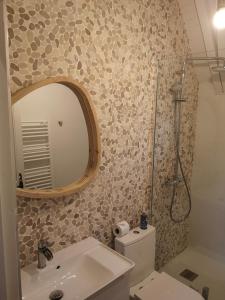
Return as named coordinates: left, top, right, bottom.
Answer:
left=185, top=56, right=225, bottom=93
left=186, top=56, right=225, bottom=64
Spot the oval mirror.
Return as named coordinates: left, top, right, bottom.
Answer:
left=12, top=77, right=100, bottom=198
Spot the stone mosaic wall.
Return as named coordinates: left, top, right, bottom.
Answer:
left=7, top=0, right=198, bottom=268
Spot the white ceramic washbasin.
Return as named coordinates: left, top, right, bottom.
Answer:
left=21, top=237, right=134, bottom=300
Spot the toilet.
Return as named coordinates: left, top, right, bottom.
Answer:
left=115, top=225, right=204, bottom=300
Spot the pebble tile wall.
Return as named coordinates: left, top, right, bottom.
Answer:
left=7, top=0, right=198, bottom=268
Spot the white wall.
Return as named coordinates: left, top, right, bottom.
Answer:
left=191, top=81, right=225, bottom=256
left=0, top=1, right=21, bottom=299
left=13, top=83, right=89, bottom=188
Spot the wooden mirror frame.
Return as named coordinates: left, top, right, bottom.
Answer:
left=12, top=77, right=100, bottom=198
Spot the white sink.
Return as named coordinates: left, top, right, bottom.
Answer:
left=21, top=237, right=134, bottom=300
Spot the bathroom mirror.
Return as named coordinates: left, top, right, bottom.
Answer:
left=12, top=77, right=100, bottom=198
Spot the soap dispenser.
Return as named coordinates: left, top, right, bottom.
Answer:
left=140, top=212, right=148, bottom=230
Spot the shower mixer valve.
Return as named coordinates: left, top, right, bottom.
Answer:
left=165, top=177, right=184, bottom=187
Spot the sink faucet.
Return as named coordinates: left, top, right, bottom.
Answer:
left=37, top=240, right=53, bottom=269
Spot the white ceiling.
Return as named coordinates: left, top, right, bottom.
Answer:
left=177, top=0, right=225, bottom=93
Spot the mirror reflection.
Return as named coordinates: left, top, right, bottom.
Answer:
left=12, top=83, right=89, bottom=190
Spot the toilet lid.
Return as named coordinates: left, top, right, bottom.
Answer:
left=134, top=272, right=203, bottom=300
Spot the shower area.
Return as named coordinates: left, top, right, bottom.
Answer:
left=151, top=55, right=225, bottom=300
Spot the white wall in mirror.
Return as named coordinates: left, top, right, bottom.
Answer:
left=12, top=83, right=89, bottom=189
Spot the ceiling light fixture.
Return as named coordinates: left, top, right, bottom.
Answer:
left=213, top=0, right=225, bottom=29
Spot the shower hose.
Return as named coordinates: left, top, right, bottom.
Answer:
left=169, top=151, right=192, bottom=223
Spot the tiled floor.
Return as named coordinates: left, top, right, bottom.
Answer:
left=162, top=246, right=225, bottom=300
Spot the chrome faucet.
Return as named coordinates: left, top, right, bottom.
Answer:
left=37, top=240, right=53, bottom=269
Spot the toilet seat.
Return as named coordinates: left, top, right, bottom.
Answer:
left=132, top=272, right=204, bottom=300
left=130, top=271, right=160, bottom=299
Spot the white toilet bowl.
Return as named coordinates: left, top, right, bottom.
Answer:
left=115, top=226, right=204, bottom=300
